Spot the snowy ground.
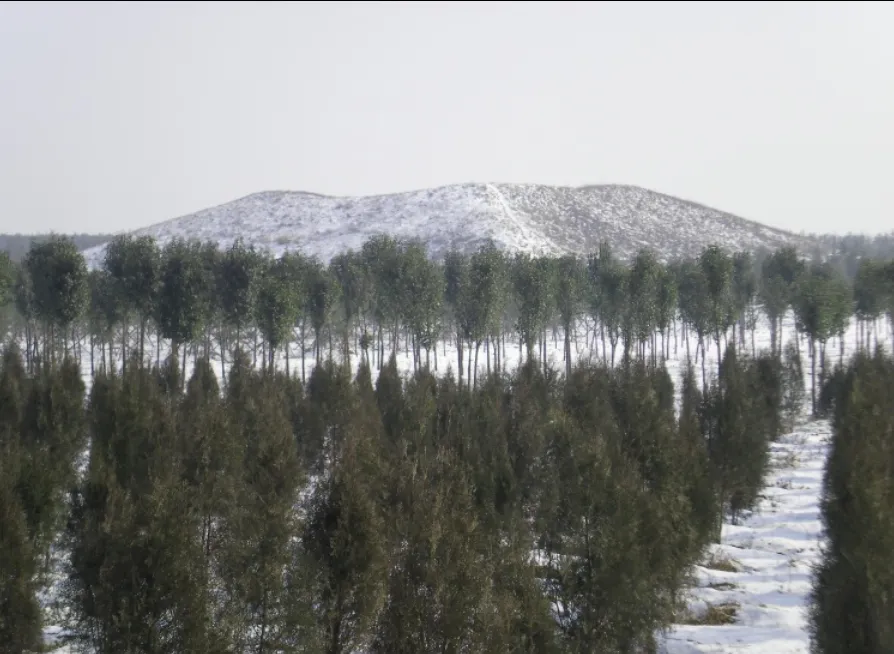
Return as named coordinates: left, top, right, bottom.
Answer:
left=659, top=418, right=828, bottom=654
left=658, top=317, right=883, bottom=653
left=37, top=313, right=891, bottom=652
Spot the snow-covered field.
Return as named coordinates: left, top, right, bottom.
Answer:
left=80, top=183, right=817, bottom=269
left=37, top=311, right=889, bottom=652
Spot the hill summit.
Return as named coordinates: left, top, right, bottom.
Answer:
left=82, top=183, right=812, bottom=266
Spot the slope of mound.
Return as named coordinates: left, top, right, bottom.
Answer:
left=81, top=183, right=814, bottom=266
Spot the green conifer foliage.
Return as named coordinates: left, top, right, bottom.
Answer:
left=373, top=449, right=494, bottom=653
left=217, top=370, right=304, bottom=651
left=65, top=365, right=209, bottom=652
left=0, top=345, right=42, bottom=652
left=782, top=340, right=806, bottom=430
left=0, top=466, right=42, bottom=654
left=705, top=344, right=773, bottom=532
left=810, top=352, right=894, bottom=654
left=302, top=387, right=388, bottom=654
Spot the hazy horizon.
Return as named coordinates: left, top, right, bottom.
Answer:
left=2, top=1, right=893, bottom=236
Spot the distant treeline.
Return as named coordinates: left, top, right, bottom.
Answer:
left=806, top=231, right=894, bottom=279
left=1, top=227, right=893, bottom=277
left=0, top=233, right=892, bottom=415
left=0, top=233, right=112, bottom=261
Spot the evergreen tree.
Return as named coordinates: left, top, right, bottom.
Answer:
left=677, top=260, right=712, bottom=387
left=302, top=388, right=388, bottom=654
left=330, top=250, right=369, bottom=368
left=87, top=270, right=123, bottom=375
left=792, top=263, right=852, bottom=415
left=217, top=238, right=262, bottom=380
left=598, top=257, right=628, bottom=368
left=304, top=256, right=340, bottom=364
left=217, top=371, right=305, bottom=651
left=17, top=357, right=86, bottom=564
left=254, top=256, right=300, bottom=374
left=65, top=365, right=210, bottom=652
left=361, top=235, right=402, bottom=365
left=555, top=254, right=585, bottom=377
left=373, top=449, right=494, bottom=654
left=699, top=245, right=734, bottom=376
left=853, top=260, right=886, bottom=351
left=706, top=344, right=772, bottom=530
left=23, top=235, right=89, bottom=362
left=103, top=234, right=160, bottom=367
left=760, top=247, right=805, bottom=356
left=0, top=252, right=17, bottom=338
left=538, top=408, right=664, bottom=652
left=512, top=254, right=553, bottom=367
left=678, top=363, right=718, bottom=549
left=732, top=251, right=757, bottom=349
left=781, top=340, right=805, bottom=431
left=178, top=357, right=237, bottom=563
left=655, top=264, right=678, bottom=362
left=0, top=462, right=42, bottom=654
left=809, top=351, right=894, bottom=654
left=399, top=241, right=443, bottom=372
left=157, top=238, right=212, bottom=367
left=626, top=248, right=660, bottom=362
left=0, top=345, right=42, bottom=652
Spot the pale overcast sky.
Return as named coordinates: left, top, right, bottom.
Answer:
left=1, top=1, right=892, bottom=235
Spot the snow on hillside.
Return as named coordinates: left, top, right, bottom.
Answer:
left=81, top=184, right=816, bottom=267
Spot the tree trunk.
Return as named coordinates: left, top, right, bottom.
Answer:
left=139, top=316, right=146, bottom=365
left=467, top=339, right=472, bottom=385
left=683, top=325, right=692, bottom=363
left=564, top=320, right=572, bottom=378
left=700, top=337, right=707, bottom=394
left=301, top=324, right=307, bottom=383
left=770, top=315, right=778, bottom=358
left=457, top=334, right=464, bottom=388
left=220, top=336, right=227, bottom=387
left=715, top=334, right=723, bottom=381
left=474, top=341, right=481, bottom=388
left=486, top=336, right=491, bottom=377
left=344, top=321, right=351, bottom=369
left=121, top=318, right=127, bottom=372
left=600, top=323, right=607, bottom=363
left=810, top=337, right=817, bottom=416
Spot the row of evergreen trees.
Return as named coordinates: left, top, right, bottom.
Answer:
left=1, top=334, right=797, bottom=652
left=2, top=233, right=892, bottom=398
left=810, top=348, right=894, bottom=654
left=0, top=232, right=890, bottom=652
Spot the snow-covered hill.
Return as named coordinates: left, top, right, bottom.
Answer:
left=81, top=183, right=816, bottom=267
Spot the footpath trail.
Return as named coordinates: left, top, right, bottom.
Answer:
left=660, top=419, right=830, bottom=654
